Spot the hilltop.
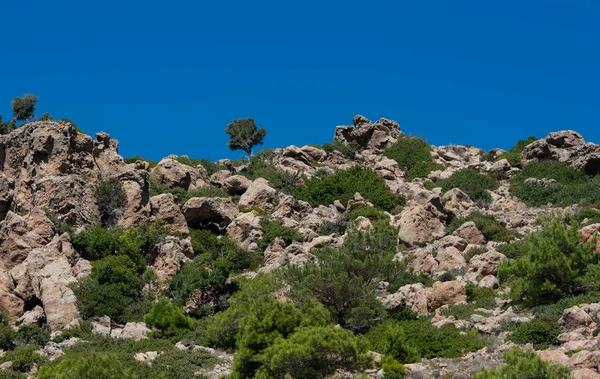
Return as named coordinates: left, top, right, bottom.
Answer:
left=0, top=115, right=599, bottom=378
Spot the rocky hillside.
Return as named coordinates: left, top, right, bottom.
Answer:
left=0, top=116, right=599, bottom=378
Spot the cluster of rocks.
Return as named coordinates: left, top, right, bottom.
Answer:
left=1, top=117, right=600, bottom=377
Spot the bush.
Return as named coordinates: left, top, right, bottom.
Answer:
left=0, top=308, right=15, bottom=350
left=447, top=211, right=514, bottom=243
left=37, top=352, right=152, bottom=379
left=170, top=229, right=258, bottom=316
left=441, top=303, right=492, bottom=321
left=436, top=169, right=497, bottom=202
left=532, top=293, right=600, bottom=323
left=495, top=136, right=537, bottom=168
left=256, top=326, right=371, bottom=379
left=318, top=219, right=348, bottom=236
left=381, top=355, right=406, bottom=379
left=505, top=319, right=561, bottom=349
left=383, top=137, right=442, bottom=181
left=95, top=177, right=127, bottom=227
left=144, top=299, right=194, bottom=338
left=292, top=166, right=404, bottom=212
left=152, top=348, right=219, bottom=378
left=286, top=225, right=399, bottom=332
left=498, top=218, right=600, bottom=306
left=1, top=344, right=45, bottom=372
left=71, top=255, right=149, bottom=323
left=320, top=141, right=357, bottom=158
left=511, top=160, right=600, bottom=207
left=347, top=205, right=390, bottom=224
left=73, top=222, right=168, bottom=271
left=14, top=324, right=50, bottom=347
left=368, top=318, right=486, bottom=360
left=257, top=219, right=303, bottom=251
left=0, top=371, right=25, bottom=379
left=475, top=348, right=570, bottom=379
left=465, top=284, right=497, bottom=307
left=495, top=239, right=528, bottom=259
left=365, top=320, right=419, bottom=363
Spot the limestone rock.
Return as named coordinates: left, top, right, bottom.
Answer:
left=150, top=193, right=188, bottom=234
left=238, top=178, right=278, bottom=211
left=222, top=175, right=252, bottom=195
left=453, top=221, right=485, bottom=245
left=465, top=251, right=506, bottom=282
left=397, top=202, right=445, bottom=246
left=151, top=158, right=197, bottom=190
left=149, top=236, right=194, bottom=283
left=441, top=188, right=474, bottom=217
left=428, top=281, right=466, bottom=312
left=182, top=197, right=239, bottom=230
left=226, top=211, right=263, bottom=251
left=559, top=306, right=596, bottom=332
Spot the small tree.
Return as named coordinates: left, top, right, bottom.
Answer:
left=11, top=94, right=38, bottom=123
left=225, top=117, right=266, bottom=157
left=0, top=115, right=15, bottom=135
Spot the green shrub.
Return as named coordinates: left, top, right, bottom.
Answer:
left=292, top=166, right=404, bottom=212
left=495, top=239, right=528, bottom=259
left=144, top=298, right=194, bottom=338
left=347, top=205, right=390, bottom=224
left=436, top=169, right=497, bottom=202
left=320, top=141, right=357, bottom=158
left=505, top=318, right=561, bottom=349
left=387, top=268, right=433, bottom=294
left=286, top=226, right=399, bottom=332
left=498, top=218, right=600, bottom=306
left=256, top=326, right=371, bottom=379
left=152, top=348, right=218, bottom=378
left=371, top=318, right=486, bottom=360
left=447, top=211, right=514, bottom=243
left=383, top=137, right=442, bottom=181
left=1, top=344, right=45, bottom=372
left=366, top=320, right=419, bottom=363
left=318, top=219, right=348, bottom=236
left=71, top=255, right=150, bottom=323
left=495, top=136, right=538, bottom=168
left=465, top=284, right=497, bottom=307
left=37, top=352, right=152, bottom=379
left=0, top=308, right=15, bottom=350
left=174, top=156, right=204, bottom=167
left=511, top=160, right=600, bottom=207
left=170, top=229, right=258, bottom=316
left=475, top=348, right=570, bottom=379
left=381, top=355, right=406, bottom=379
left=95, top=177, right=127, bottom=227
left=73, top=222, right=168, bottom=271
left=257, top=219, right=303, bottom=251
left=441, top=303, right=492, bottom=321
left=197, top=158, right=227, bottom=176
left=0, top=371, right=26, bottom=379
left=569, top=207, right=600, bottom=226
left=123, top=156, right=158, bottom=168
left=14, top=324, right=50, bottom=347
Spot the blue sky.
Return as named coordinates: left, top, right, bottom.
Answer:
left=0, top=1, right=598, bottom=161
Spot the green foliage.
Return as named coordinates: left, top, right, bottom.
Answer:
left=318, top=219, right=348, bottom=236
left=495, top=136, right=538, bottom=168
left=465, top=283, right=497, bottom=307
left=0, top=308, right=16, bottom=350
left=14, top=324, right=50, bottom=347
left=499, top=218, right=600, bottom=306
left=505, top=318, right=561, bottom=349
left=475, top=348, right=571, bottom=379
left=381, top=355, right=406, bottom=379
left=38, top=112, right=53, bottom=121
left=151, top=348, right=219, bottom=378
left=170, top=229, right=257, bottom=316
left=511, top=160, right=600, bottom=207
left=366, top=320, right=419, bottom=363
left=144, top=298, right=194, bottom=337
left=292, top=166, right=404, bottom=211
left=383, top=137, right=442, bottom=181
left=123, top=156, right=158, bottom=168
left=368, top=318, right=486, bottom=360
left=225, top=117, right=267, bottom=157
left=198, top=159, right=227, bottom=176
left=37, top=352, right=154, bottom=379
left=148, top=176, right=229, bottom=205
left=320, top=141, right=357, bottom=158
left=347, top=205, right=390, bottom=224
left=71, top=255, right=151, bottom=323
left=447, top=211, right=514, bottom=242
left=257, top=219, right=303, bottom=251
left=1, top=344, right=45, bottom=372
left=45, top=210, right=74, bottom=237
left=95, top=177, right=127, bottom=227
left=174, top=156, right=204, bottom=167
left=567, top=207, right=600, bottom=226
left=0, top=115, right=16, bottom=135
left=238, top=158, right=297, bottom=194
left=495, top=239, right=528, bottom=259
left=11, top=94, right=38, bottom=123
left=256, top=326, right=371, bottom=379
left=436, top=169, right=497, bottom=202
left=0, top=371, right=25, bottom=379
left=287, top=225, right=405, bottom=332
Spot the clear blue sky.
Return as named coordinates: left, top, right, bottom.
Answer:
left=1, top=1, right=598, bottom=161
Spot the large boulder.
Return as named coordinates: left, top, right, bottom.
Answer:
left=150, top=158, right=203, bottom=190
left=581, top=223, right=600, bottom=252
left=182, top=197, right=239, bottom=230
left=238, top=178, right=278, bottom=211
left=427, top=281, right=467, bottom=312
left=441, top=188, right=473, bottom=217
left=397, top=202, right=446, bottom=246
left=559, top=306, right=596, bottom=332
left=333, top=115, right=403, bottom=152
left=381, top=283, right=430, bottom=314
left=226, top=211, right=263, bottom=251
left=11, top=234, right=88, bottom=330
left=452, top=221, right=485, bottom=245
left=150, top=193, right=188, bottom=234
left=222, top=175, right=252, bottom=195
left=464, top=251, right=506, bottom=282
left=148, top=236, right=194, bottom=283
